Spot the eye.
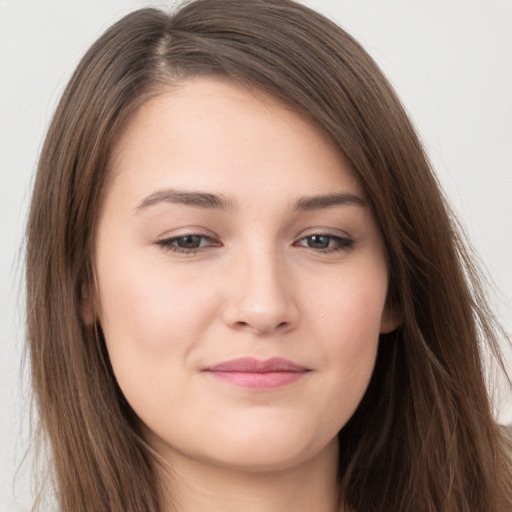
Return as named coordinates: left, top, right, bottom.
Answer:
left=295, top=233, right=354, bottom=252
left=155, top=234, right=220, bottom=254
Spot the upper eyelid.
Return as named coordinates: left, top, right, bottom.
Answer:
left=155, top=228, right=219, bottom=241
left=298, top=233, right=350, bottom=240
left=155, top=228, right=353, bottom=240
left=157, top=233, right=353, bottom=250
left=294, top=227, right=353, bottom=240
left=294, top=233, right=354, bottom=245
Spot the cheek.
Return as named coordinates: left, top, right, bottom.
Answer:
left=98, top=252, right=212, bottom=341
left=95, top=254, right=218, bottom=400
left=311, top=264, right=387, bottom=348
left=309, top=271, right=386, bottom=424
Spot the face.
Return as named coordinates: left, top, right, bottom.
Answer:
left=93, top=78, right=398, bottom=473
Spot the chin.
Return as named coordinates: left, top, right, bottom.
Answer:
left=194, top=423, right=339, bottom=474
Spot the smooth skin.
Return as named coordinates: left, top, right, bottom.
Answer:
left=91, top=78, right=399, bottom=512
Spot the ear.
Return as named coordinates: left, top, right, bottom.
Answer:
left=379, top=300, right=402, bottom=334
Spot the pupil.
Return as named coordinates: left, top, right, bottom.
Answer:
left=309, top=235, right=329, bottom=249
left=178, top=235, right=201, bottom=248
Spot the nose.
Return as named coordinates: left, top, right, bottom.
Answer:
left=221, top=249, right=299, bottom=336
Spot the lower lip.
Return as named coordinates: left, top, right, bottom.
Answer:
left=205, top=370, right=308, bottom=390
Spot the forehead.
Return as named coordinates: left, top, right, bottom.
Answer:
left=106, top=77, right=363, bottom=207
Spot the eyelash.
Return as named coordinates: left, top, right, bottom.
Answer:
left=155, top=234, right=219, bottom=255
left=155, top=232, right=354, bottom=255
left=294, top=233, right=355, bottom=253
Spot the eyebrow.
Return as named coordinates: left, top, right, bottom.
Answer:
left=293, top=192, right=366, bottom=211
left=135, top=188, right=366, bottom=213
left=136, top=189, right=236, bottom=212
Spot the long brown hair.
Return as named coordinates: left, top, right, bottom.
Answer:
left=26, top=1, right=511, bottom=511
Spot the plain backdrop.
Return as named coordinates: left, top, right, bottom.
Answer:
left=1, top=1, right=511, bottom=510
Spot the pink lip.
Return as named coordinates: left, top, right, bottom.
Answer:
left=203, top=357, right=310, bottom=390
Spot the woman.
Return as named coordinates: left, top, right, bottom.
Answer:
left=26, top=0, right=512, bottom=511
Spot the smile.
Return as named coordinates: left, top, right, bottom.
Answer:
left=202, top=357, right=311, bottom=390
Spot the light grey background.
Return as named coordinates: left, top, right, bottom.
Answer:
left=1, top=1, right=511, bottom=510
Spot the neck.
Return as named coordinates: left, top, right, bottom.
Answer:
left=157, top=439, right=341, bottom=512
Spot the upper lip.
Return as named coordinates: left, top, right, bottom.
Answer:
left=204, top=357, right=309, bottom=373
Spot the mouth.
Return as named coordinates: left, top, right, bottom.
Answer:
left=202, top=357, right=311, bottom=390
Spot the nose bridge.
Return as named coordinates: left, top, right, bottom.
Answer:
left=245, top=244, right=286, bottom=304
left=223, top=240, right=298, bottom=334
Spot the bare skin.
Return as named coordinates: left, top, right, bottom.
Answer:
left=92, top=77, right=397, bottom=511
left=155, top=437, right=340, bottom=512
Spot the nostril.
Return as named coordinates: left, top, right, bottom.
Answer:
left=231, top=319, right=290, bottom=334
